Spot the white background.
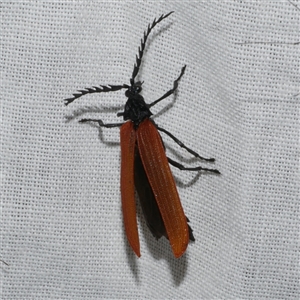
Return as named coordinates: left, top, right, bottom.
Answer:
left=1, top=1, right=299, bottom=299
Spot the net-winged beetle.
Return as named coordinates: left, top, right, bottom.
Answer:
left=65, top=12, right=220, bottom=258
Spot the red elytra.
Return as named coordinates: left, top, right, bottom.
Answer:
left=121, top=120, right=189, bottom=258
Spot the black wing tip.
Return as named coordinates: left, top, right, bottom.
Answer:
left=188, top=224, right=195, bottom=242
left=186, top=217, right=195, bottom=242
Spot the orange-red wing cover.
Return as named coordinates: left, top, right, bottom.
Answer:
left=136, top=119, right=189, bottom=258
left=120, top=122, right=140, bottom=257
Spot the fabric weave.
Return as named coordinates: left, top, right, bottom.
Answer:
left=1, top=1, right=299, bottom=299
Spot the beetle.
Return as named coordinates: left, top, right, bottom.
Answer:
left=65, top=12, right=220, bottom=258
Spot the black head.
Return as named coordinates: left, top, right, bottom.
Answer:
left=120, top=81, right=152, bottom=127
left=125, top=81, right=143, bottom=97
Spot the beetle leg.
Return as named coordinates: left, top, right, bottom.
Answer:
left=79, top=118, right=124, bottom=128
left=148, top=65, right=186, bottom=108
left=157, top=126, right=216, bottom=162
left=167, top=157, right=220, bottom=174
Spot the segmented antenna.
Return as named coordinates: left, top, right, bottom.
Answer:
left=131, top=11, right=174, bottom=84
left=64, top=84, right=129, bottom=106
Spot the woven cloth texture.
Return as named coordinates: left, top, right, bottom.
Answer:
left=1, top=1, right=299, bottom=299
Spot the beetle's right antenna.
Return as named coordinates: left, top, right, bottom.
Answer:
left=130, top=11, right=174, bottom=85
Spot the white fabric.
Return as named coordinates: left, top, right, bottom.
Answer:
left=2, top=1, right=299, bottom=299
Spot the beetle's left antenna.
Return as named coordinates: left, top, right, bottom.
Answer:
left=64, top=84, right=129, bottom=106
left=130, top=11, right=174, bottom=85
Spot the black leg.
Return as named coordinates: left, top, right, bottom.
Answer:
left=79, top=118, right=124, bottom=128
left=167, top=157, right=220, bottom=174
left=157, top=126, right=216, bottom=162
left=148, top=65, right=186, bottom=108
